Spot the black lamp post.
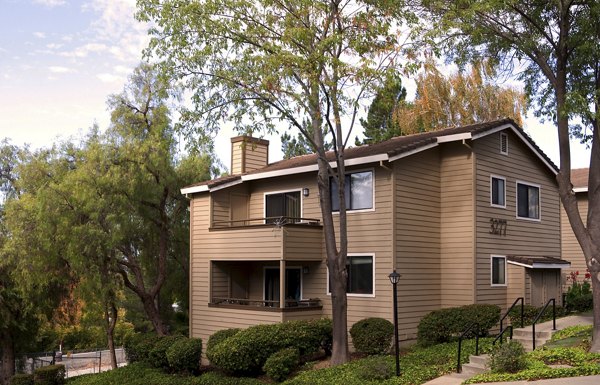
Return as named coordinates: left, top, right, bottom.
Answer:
left=388, top=270, right=401, bottom=376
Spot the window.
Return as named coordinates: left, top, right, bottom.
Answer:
left=516, top=182, right=540, bottom=220
left=330, top=171, right=373, bottom=211
left=491, top=176, right=506, bottom=207
left=491, top=256, right=507, bottom=286
left=264, top=267, right=302, bottom=306
left=500, top=132, right=508, bottom=155
left=265, top=191, right=301, bottom=223
left=328, top=255, right=374, bottom=295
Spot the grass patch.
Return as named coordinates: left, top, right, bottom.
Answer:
left=464, top=347, right=600, bottom=384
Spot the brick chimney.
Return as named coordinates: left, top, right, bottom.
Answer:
left=230, top=136, right=269, bottom=174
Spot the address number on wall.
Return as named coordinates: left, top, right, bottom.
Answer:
left=490, top=218, right=507, bottom=236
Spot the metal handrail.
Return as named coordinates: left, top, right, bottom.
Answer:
left=456, top=323, right=480, bottom=373
left=212, top=216, right=321, bottom=228
left=493, top=325, right=513, bottom=346
left=532, top=298, right=556, bottom=350
left=500, top=297, right=524, bottom=331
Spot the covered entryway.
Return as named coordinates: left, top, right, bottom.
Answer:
left=507, top=255, right=571, bottom=306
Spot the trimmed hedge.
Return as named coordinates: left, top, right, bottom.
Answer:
left=263, top=347, right=300, bottom=382
left=417, top=304, right=500, bottom=346
left=149, top=335, right=185, bottom=369
left=206, top=328, right=241, bottom=363
left=508, top=305, right=567, bottom=327
left=209, top=318, right=332, bottom=375
left=33, top=365, right=65, bottom=385
left=9, top=374, right=34, bottom=385
left=166, top=337, right=203, bottom=374
left=350, top=317, right=394, bottom=355
left=123, top=333, right=160, bottom=364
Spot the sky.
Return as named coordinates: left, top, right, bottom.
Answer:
left=0, top=0, right=592, bottom=171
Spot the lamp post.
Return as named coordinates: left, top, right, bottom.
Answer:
left=388, top=270, right=401, bottom=376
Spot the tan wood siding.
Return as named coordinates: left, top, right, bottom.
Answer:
left=560, top=194, right=588, bottom=288
left=395, top=150, right=442, bottom=340
left=245, top=144, right=268, bottom=171
left=231, top=142, right=243, bottom=174
left=474, top=130, right=561, bottom=308
left=283, top=226, right=324, bottom=261
left=506, top=263, right=526, bottom=308
left=440, top=142, right=475, bottom=307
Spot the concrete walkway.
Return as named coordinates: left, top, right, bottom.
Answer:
left=422, top=314, right=595, bottom=385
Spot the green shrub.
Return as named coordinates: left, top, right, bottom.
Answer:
left=9, top=374, right=33, bottom=385
left=350, top=317, right=394, bottom=355
left=123, top=333, right=160, bottom=364
left=149, top=335, right=184, bottom=369
left=205, top=328, right=241, bottom=362
left=209, top=318, right=332, bottom=375
left=417, top=304, right=500, bottom=346
left=33, top=365, right=65, bottom=385
left=488, top=341, right=526, bottom=373
left=263, top=347, right=300, bottom=382
left=166, top=337, right=203, bottom=374
left=357, top=358, right=394, bottom=381
left=566, top=281, right=593, bottom=313
left=508, top=305, right=567, bottom=327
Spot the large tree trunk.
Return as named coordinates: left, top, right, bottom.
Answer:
left=104, top=302, right=118, bottom=370
left=141, top=293, right=168, bottom=335
left=0, top=330, right=15, bottom=385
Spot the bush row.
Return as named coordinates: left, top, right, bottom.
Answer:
left=508, top=304, right=567, bottom=327
left=123, top=333, right=202, bottom=374
left=10, top=365, right=65, bottom=385
left=417, top=304, right=501, bottom=346
left=206, top=318, right=332, bottom=377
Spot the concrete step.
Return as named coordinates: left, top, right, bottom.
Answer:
left=468, top=354, right=489, bottom=366
left=461, top=354, right=489, bottom=375
left=511, top=336, right=548, bottom=352
left=513, top=328, right=553, bottom=339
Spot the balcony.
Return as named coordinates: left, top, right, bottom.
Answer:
left=207, top=217, right=324, bottom=261
left=209, top=297, right=323, bottom=312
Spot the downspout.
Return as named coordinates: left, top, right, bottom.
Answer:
left=469, top=140, right=477, bottom=304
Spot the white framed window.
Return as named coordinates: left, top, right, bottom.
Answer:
left=264, top=189, right=302, bottom=224
left=491, top=255, right=507, bottom=286
left=490, top=175, right=506, bottom=208
left=327, top=254, right=375, bottom=297
left=500, top=132, right=508, bottom=155
left=516, top=181, right=540, bottom=220
left=330, top=170, right=374, bottom=212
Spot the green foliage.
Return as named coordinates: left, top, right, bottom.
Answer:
left=349, top=317, right=394, bottom=355
left=263, top=348, right=300, bottom=382
left=465, top=347, right=600, bottom=384
left=33, top=365, right=65, bottom=385
left=565, top=281, right=593, bottom=313
left=356, top=358, right=394, bottom=381
left=417, top=304, right=500, bottom=346
left=550, top=325, right=593, bottom=342
left=205, top=328, right=240, bottom=362
left=149, top=335, right=185, bottom=369
left=9, top=374, right=33, bottom=385
left=508, top=305, right=567, bottom=327
left=166, top=337, right=203, bottom=374
left=124, top=333, right=160, bottom=364
left=209, top=319, right=332, bottom=376
left=488, top=341, right=527, bottom=373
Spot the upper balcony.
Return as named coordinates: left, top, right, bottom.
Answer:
left=208, top=217, right=324, bottom=261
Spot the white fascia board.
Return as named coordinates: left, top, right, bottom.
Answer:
left=574, top=187, right=588, bottom=193
left=436, top=133, right=472, bottom=143
left=507, top=261, right=533, bottom=269
left=210, top=179, right=244, bottom=192
left=181, top=185, right=209, bottom=194
left=532, top=262, right=571, bottom=269
left=242, top=154, right=389, bottom=181
left=388, top=142, right=438, bottom=162
left=472, top=123, right=558, bottom=175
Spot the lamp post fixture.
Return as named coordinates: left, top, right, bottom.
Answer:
left=388, top=270, right=401, bottom=376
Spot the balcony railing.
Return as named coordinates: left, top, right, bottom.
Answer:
left=210, top=297, right=322, bottom=312
left=212, top=216, right=321, bottom=229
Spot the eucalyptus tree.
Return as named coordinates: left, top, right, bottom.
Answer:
left=419, top=0, right=600, bottom=351
left=137, top=0, right=413, bottom=364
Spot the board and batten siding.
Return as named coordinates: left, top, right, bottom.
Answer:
left=560, top=193, right=589, bottom=288
left=439, top=142, right=476, bottom=307
left=474, top=130, right=560, bottom=308
left=395, top=149, right=442, bottom=340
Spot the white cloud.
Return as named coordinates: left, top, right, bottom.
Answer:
left=97, top=73, right=123, bottom=83
left=49, top=66, right=73, bottom=73
left=46, top=43, right=63, bottom=50
left=33, top=32, right=46, bottom=39
left=59, top=42, right=109, bottom=58
left=33, top=0, right=67, bottom=7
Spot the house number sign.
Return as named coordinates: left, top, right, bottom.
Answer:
left=489, top=218, right=507, bottom=236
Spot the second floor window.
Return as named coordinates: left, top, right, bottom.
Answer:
left=265, top=191, right=300, bottom=223
left=330, top=170, right=373, bottom=211
left=517, top=182, right=540, bottom=220
left=491, top=176, right=506, bottom=207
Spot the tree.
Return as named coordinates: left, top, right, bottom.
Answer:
left=420, top=0, right=600, bottom=351
left=393, top=58, right=526, bottom=134
left=137, top=0, right=411, bottom=364
left=357, top=73, right=408, bottom=145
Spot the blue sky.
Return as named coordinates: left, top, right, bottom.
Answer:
left=0, top=0, right=592, bottom=170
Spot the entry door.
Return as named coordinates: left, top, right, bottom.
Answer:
left=264, top=268, right=302, bottom=306
left=530, top=269, right=561, bottom=307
